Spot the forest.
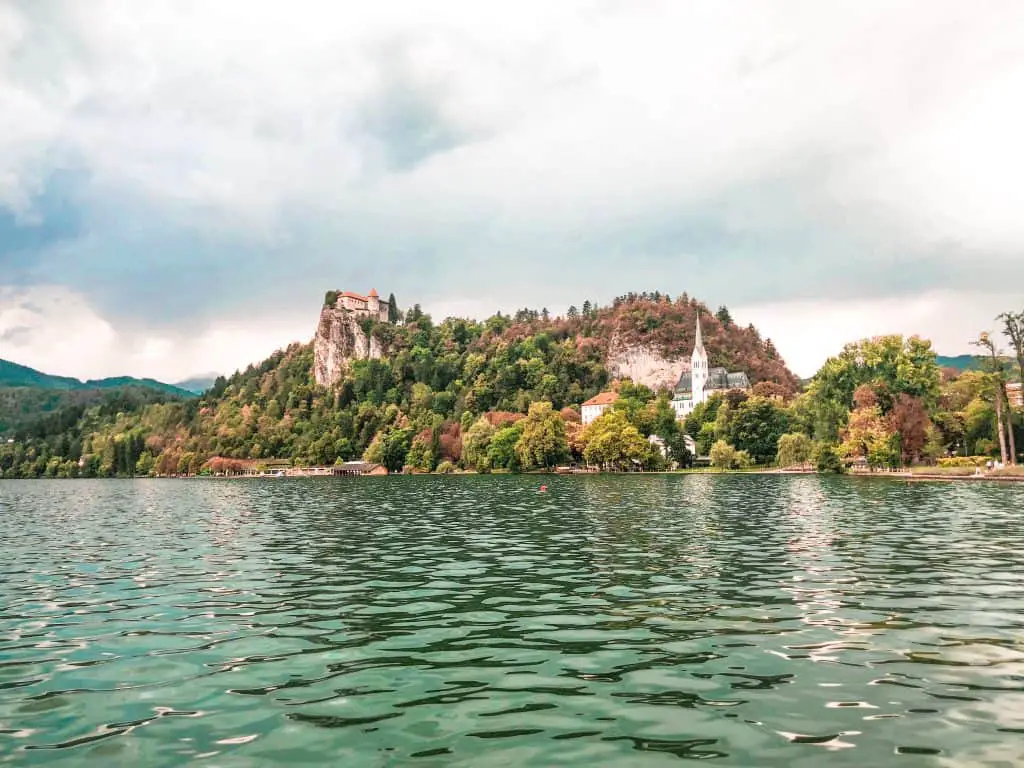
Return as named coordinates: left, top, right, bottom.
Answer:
left=1, top=297, right=1021, bottom=478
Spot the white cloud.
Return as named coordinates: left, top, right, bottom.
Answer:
left=733, top=290, right=1019, bottom=378
left=0, top=286, right=312, bottom=381
left=2, top=0, right=1024, bottom=379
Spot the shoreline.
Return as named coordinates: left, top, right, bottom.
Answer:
left=7, top=468, right=1023, bottom=483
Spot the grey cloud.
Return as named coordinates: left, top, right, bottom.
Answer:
left=2, top=0, right=1023, bottom=353
left=0, top=325, right=34, bottom=346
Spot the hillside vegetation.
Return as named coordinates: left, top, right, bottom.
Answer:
left=0, top=294, right=795, bottom=477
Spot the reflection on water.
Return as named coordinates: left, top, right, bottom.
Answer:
left=1, top=475, right=1024, bottom=766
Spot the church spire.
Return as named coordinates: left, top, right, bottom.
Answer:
left=694, top=313, right=706, bottom=357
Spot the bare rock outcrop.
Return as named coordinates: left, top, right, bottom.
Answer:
left=313, top=306, right=384, bottom=387
left=606, top=337, right=688, bottom=392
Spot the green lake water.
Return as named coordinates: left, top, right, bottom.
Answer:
left=2, top=475, right=1024, bottom=766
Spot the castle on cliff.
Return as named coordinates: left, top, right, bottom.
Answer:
left=332, top=289, right=390, bottom=322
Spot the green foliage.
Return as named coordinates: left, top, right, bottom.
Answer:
left=324, top=290, right=339, bottom=307
left=808, top=335, right=940, bottom=421
left=463, top=417, right=496, bottom=472
left=709, top=440, right=737, bottom=470
left=812, top=442, right=844, bottom=473
left=405, top=433, right=435, bottom=472
left=363, top=426, right=414, bottom=473
left=776, top=432, right=813, bottom=467
left=515, top=402, right=568, bottom=470
left=582, top=410, right=650, bottom=470
left=725, top=395, right=790, bottom=464
left=488, top=425, right=523, bottom=472
left=1, top=293, right=802, bottom=478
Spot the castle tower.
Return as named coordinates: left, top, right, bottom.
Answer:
left=691, top=313, right=708, bottom=404
left=367, top=288, right=380, bottom=314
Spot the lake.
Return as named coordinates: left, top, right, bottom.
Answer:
left=1, top=475, right=1023, bottom=766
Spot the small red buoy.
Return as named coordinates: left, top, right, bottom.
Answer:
left=540, top=485, right=548, bottom=492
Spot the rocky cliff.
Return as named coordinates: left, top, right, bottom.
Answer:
left=313, top=306, right=384, bottom=387
left=606, top=336, right=688, bottom=392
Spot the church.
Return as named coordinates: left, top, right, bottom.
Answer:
left=670, top=315, right=750, bottom=419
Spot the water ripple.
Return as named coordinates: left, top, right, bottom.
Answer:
left=2, top=475, right=1024, bottom=765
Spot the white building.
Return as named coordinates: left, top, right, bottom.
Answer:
left=670, top=314, right=750, bottom=419
left=581, top=391, right=619, bottom=425
left=334, top=288, right=390, bottom=322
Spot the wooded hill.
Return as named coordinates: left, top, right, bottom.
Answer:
left=0, top=294, right=797, bottom=477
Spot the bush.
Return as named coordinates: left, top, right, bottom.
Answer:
left=937, top=456, right=988, bottom=468
left=812, top=442, right=844, bottom=474
left=435, top=460, right=456, bottom=474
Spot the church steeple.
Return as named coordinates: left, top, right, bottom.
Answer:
left=691, top=312, right=709, bottom=404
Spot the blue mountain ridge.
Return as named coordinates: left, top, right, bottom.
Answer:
left=0, top=358, right=197, bottom=397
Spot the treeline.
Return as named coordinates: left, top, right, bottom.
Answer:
left=3, top=296, right=1018, bottom=479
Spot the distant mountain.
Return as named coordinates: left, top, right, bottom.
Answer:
left=0, top=359, right=195, bottom=398
left=172, top=374, right=220, bottom=394
left=936, top=354, right=982, bottom=372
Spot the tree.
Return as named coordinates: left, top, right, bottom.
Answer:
left=388, top=293, right=400, bottom=323
left=808, top=335, right=941, bottom=416
left=887, top=394, right=931, bottom=465
left=567, top=305, right=579, bottom=319
left=726, top=395, right=790, bottom=465
left=709, top=440, right=737, bottom=470
left=364, top=426, right=414, bottom=472
left=488, top=425, right=523, bottom=471
left=582, top=410, right=649, bottom=470
left=582, top=300, right=593, bottom=317
left=840, top=403, right=898, bottom=469
left=716, top=305, right=733, bottom=325
left=324, top=290, right=338, bottom=307
left=972, top=332, right=1012, bottom=465
left=751, top=380, right=791, bottom=401
left=611, top=380, right=656, bottom=434
left=515, top=401, right=568, bottom=470
left=776, top=432, right=813, bottom=468
left=999, top=310, right=1024, bottom=388
left=463, top=417, right=496, bottom=472
left=651, top=396, right=692, bottom=467
left=812, top=442, right=844, bottom=474
left=406, top=431, right=435, bottom=472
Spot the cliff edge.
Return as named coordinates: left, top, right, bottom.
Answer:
left=313, top=306, right=384, bottom=387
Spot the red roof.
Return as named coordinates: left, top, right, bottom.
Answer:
left=340, top=291, right=368, bottom=302
left=368, top=288, right=379, bottom=297
left=582, top=391, right=619, bottom=407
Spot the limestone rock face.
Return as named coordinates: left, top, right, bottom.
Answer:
left=606, top=337, right=689, bottom=392
left=313, top=306, right=384, bottom=387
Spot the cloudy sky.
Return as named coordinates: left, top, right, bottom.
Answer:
left=2, top=0, right=1022, bottom=381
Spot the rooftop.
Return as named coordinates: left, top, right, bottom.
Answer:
left=583, top=391, right=619, bottom=407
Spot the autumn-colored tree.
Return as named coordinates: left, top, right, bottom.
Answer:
left=751, top=380, right=792, bottom=401
left=840, top=403, right=898, bottom=469
left=887, top=394, right=931, bottom=465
